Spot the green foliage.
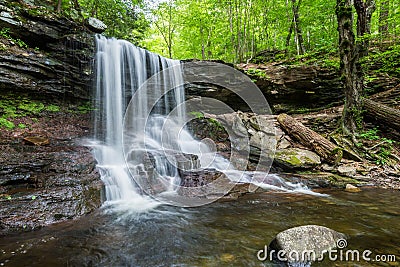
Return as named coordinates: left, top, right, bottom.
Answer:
left=359, top=127, right=396, bottom=165
left=359, top=127, right=380, bottom=140
left=142, top=0, right=339, bottom=62
left=66, top=101, right=95, bottom=114
left=286, top=46, right=339, bottom=69
left=0, top=94, right=61, bottom=129
left=0, top=118, right=15, bottom=130
left=244, top=68, right=268, bottom=79
left=208, top=118, right=223, bottom=130
left=189, top=111, right=204, bottom=119
left=45, top=104, right=60, bottom=112
left=77, top=102, right=94, bottom=114
left=18, top=102, right=45, bottom=114
left=0, top=28, right=28, bottom=49
left=362, top=44, right=400, bottom=77
left=18, top=123, right=27, bottom=129
left=78, top=0, right=149, bottom=44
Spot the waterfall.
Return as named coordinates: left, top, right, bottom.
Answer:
left=92, top=36, right=325, bottom=211
left=92, top=35, right=185, bottom=210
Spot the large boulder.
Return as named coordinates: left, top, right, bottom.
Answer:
left=274, top=148, right=321, bottom=170
left=269, top=225, right=347, bottom=265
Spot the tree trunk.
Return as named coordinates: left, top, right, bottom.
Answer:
left=379, top=0, right=389, bottom=38
left=56, top=0, right=62, bottom=13
left=354, top=0, right=376, bottom=57
left=277, top=114, right=343, bottom=164
left=291, top=0, right=305, bottom=55
left=336, top=0, right=363, bottom=137
left=363, top=98, right=400, bottom=131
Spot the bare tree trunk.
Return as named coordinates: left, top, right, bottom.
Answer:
left=277, top=114, right=343, bottom=164
left=336, top=0, right=363, bottom=138
left=354, top=0, right=376, bottom=57
left=56, top=0, right=62, bottom=13
left=379, top=0, right=389, bottom=38
left=364, top=98, right=400, bottom=131
left=291, top=0, right=305, bottom=55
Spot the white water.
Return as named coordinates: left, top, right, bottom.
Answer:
left=92, top=36, right=326, bottom=210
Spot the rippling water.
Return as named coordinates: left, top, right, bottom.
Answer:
left=0, top=188, right=399, bottom=266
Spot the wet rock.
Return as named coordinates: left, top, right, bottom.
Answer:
left=86, top=17, right=107, bottom=33
left=0, top=144, right=103, bottom=235
left=0, top=109, right=103, bottom=236
left=179, top=168, right=223, bottom=187
left=275, top=148, right=321, bottom=170
left=0, top=1, right=96, bottom=100
left=337, top=165, right=357, bottom=177
left=23, top=136, right=49, bottom=146
left=269, top=225, right=347, bottom=264
left=345, top=184, right=361, bottom=193
left=178, top=171, right=253, bottom=201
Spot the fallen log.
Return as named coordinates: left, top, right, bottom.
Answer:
left=277, top=113, right=343, bottom=164
left=363, top=98, right=400, bottom=131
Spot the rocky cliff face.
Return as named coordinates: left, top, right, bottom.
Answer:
left=0, top=1, right=104, bottom=235
left=0, top=0, right=94, bottom=99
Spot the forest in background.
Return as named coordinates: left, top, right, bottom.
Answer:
left=39, top=0, right=400, bottom=63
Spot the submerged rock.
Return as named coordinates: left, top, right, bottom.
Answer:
left=345, top=184, right=361, bottom=193
left=269, top=225, right=347, bottom=265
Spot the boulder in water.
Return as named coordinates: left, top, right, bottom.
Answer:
left=269, top=225, right=347, bottom=264
left=345, top=183, right=361, bottom=192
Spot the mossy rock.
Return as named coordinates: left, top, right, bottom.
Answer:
left=274, top=148, right=321, bottom=170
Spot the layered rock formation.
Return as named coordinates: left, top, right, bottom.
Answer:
left=0, top=0, right=95, bottom=99
left=0, top=1, right=103, bottom=235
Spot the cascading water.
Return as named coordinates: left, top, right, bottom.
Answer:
left=92, top=35, right=325, bottom=210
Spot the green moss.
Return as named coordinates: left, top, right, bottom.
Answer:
left=45, top=104, right=60, bottom=112
left=326, top=174, right=361, bottom=187
left=0, top=118, right=15, bottom=130
left=17, top=123, right=27, bottom=129
left=0, top=93, right=62, bottom=129
left=189, top=111, right=204, bottom=119
left=288, top=155, right=302, bottom=165
left=275, top=150, right=304, bottom=167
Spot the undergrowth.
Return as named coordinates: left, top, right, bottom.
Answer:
left=0, top=94, right=60, bottom=130
left=358, top=127, right=396, bottom=165
left=0, top=28, right=28, bottom=49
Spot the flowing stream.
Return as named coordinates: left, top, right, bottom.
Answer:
left=0, top=36, right=398, bottom=267
left=0, top=188, right=399, bottom=266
